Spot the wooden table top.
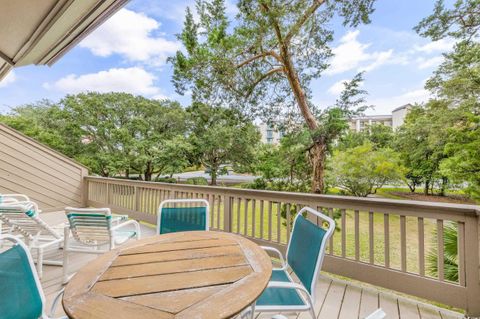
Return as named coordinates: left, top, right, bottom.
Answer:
left=62, top=231, right=272, bottom=319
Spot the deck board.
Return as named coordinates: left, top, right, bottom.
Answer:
left=37, top=211, right=464, bottom=319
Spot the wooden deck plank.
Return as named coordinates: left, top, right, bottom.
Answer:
left=398, top=299, right=421, bottom=319
left=379, top=293, right=399, bottom=319
left=358, top=289, right=379, bottom=319
left=297, top=276, right=332, bottom=319
left=338, top=285, right=362, bottom=319
left=317, top=280, right=347, bottom=319
left=418, top=304, right=442, bottom=319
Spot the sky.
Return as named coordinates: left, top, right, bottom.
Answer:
left=0, top=1, right=455, bottom=115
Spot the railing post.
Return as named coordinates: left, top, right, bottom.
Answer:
left=107, top=182, right=112, bottom=205
left=223, top=195, right=232, bottom=232
left=134, top=186, right=140, bottom=212
left=81, top=177, right=89, bottom=207
left=464, top=214, right=480, bottom=317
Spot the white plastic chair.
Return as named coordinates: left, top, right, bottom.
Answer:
left=254, top=207, right=335, bottom=319
left=0, top=234, right=66, bottom=319
left=0, top=193, right=30, bottom=203
left=62, top=207, right=141, bottom=283
left=0, top=201, right=63, bottom=278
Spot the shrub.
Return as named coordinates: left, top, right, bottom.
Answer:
left=186, top=177, right=209, bottom=185
left=155, top=177, right=177, bottom=183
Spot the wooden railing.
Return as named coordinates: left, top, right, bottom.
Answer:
left=84, top=176, right=480, bottom=316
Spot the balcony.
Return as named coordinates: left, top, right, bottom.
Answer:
left=35, top=176, right=479, bottom=318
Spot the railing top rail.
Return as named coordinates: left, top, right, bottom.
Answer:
left=85, top=176, right=480, bottom=217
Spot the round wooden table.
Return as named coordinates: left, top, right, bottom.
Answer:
left=63, top=231, right=272, bottom=319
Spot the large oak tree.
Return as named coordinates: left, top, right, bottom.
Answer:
left=170, top=0, right=375, bottom=193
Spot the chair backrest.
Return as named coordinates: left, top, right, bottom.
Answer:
left=157, top=199, right=209, bottom=234
left=0, top=193, right=30, bottom=204
left=286, top=207, right=335, bottom=301
left=0, top=201, right=61, bottom=241
left=65, top=207, right=113, bottom=246
left=0, top=235, right=45, bottom=319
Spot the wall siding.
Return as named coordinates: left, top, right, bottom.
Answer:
left=0, top=124, right=88, bottom=211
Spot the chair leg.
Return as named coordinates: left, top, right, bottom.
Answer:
left=37, top=247, right=44, bottom=279
left=62, top=228, right=70, bottom=284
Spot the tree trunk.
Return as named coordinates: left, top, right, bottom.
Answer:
left=144, top=162, right=153, bottom=181
left=309, top=141, right=326, bottom=194
left=424, top=180, right=430, bottom=195
left=124, top=169, right=129, bottom=179
left=211, top=169, right=217, bottom=186
left=281, top=49, right=326, bottom=193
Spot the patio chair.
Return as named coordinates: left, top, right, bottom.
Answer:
left=157, top=199, right=209, bottom=234
left=0, top=234, right=66, bottom=319
left=0, top=201, right=63, bottom=279
left=0, top=193, right=30, bottom=203
left=62, top=207, right=141, bottom=283
left=254, top=207, right=335, bottom=319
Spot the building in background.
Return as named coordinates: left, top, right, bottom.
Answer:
left=258, top=123, right=283, bottom=144
left=349, top=104, right=412, bottom=132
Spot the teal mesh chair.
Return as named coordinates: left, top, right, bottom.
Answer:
left=157, top=199, right=209, bottom=234
left=0, top=235, right=66, bottom=319
left=254, top=207, right=335, bottom=319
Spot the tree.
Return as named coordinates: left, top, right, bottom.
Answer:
left=414, top=0, right=480, bottom=41
left=338, top=123, right=394, bottom=151
left=170, top=0, right=376, bottom=193
left=61, top=93, right=188, bottom=180
left=415, top=0, right=480, bottom=198
left=0, top=100, right=84, bottom=159
left=188, top=103, right=260, bottom=185
left=327, top=143, right=404, bottom=197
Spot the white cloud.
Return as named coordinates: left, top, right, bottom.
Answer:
left=43, top=67, right=160, bottom=95
left=417, top=56, right=444, bottom=69
left=328, top=79, right=348, bottom=95
left=415, top=38, right=454, bottom=54
left=0, top=71, right=16, bottom=88
left=79, top=9, right=180, bottom=65
left=326, top=30, right=394, bottom=75
left=368, top=88, right=431, bottom=114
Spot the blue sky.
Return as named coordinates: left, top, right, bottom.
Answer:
left=0, top=0, right=454, bottom=115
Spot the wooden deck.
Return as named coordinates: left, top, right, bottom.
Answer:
left=39, top=211, right=464, bottom=319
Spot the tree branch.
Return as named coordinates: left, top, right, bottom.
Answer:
left=246, top=67, right=285, bottom=97
left=236, top=51, right=282, bottom=68
left=284, top=0, right=327, bottom=44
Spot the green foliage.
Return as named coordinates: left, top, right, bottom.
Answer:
left=185, top=177, right=209, bottom=185
left=414, top=0, right=480, bottom=41
left=338, top=123, right=394, bottom=151
left=327, top=143, right=404, bottom=197
left=188, top=103, right=260, bottom=185
left=170, top=0, right=376, bottom=193
left=154, top=177, right=177, bottom=183
left=427, top=222, right=459, bottom=282
left=393, top=102, right=455, bottom=195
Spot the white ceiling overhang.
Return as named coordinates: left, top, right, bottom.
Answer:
left=0, top=0, right=130, bottom=80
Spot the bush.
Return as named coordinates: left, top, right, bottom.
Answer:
left=186, top=177, right=209, bottom=185
left=155, top=177, right=177, bottom=183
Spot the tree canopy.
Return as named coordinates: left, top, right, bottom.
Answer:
left=170, top=0, right=376, bottom=193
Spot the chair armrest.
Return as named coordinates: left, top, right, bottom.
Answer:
left=49, top=287, right=65, bottom=318
left=111, top=219, right=141, bottom=239
left=260, top=246, right=287, bottom=270
left=1, top=194, right=30, bottom=202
